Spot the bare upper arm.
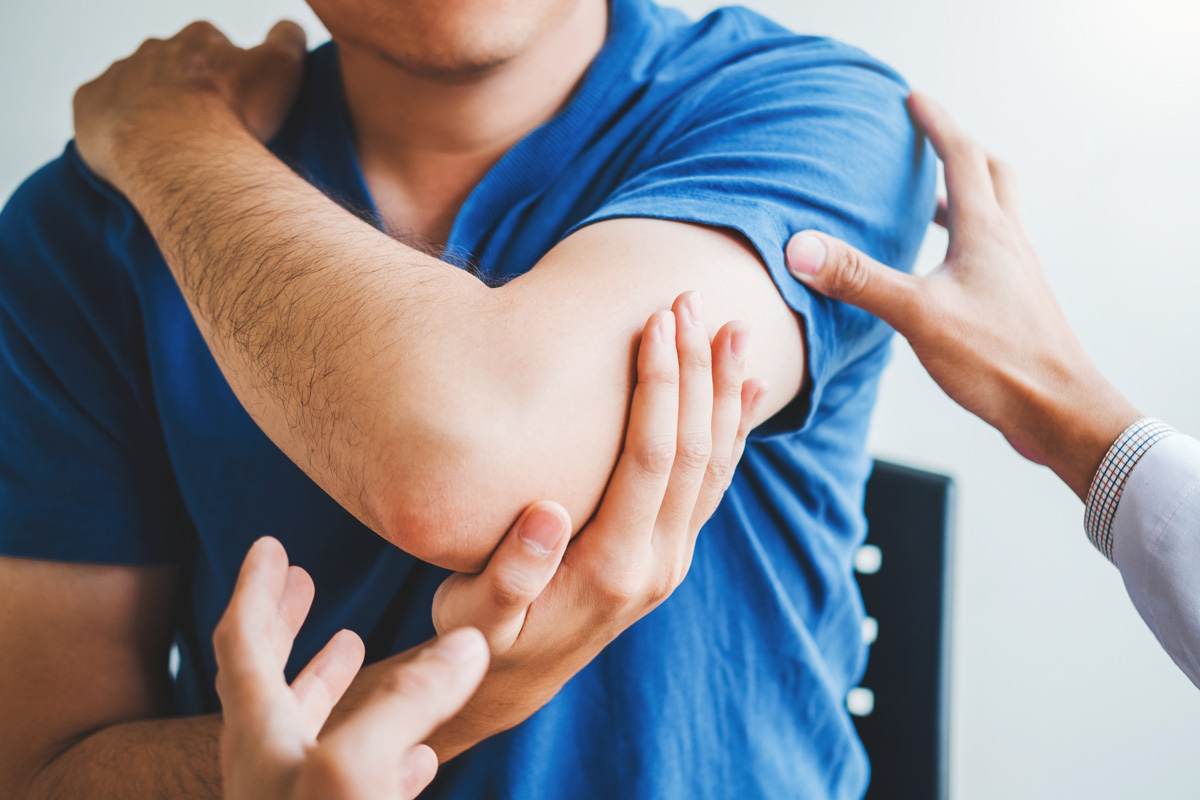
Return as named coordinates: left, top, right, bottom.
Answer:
left=377, top=217, right=806, bottom=570
left=511, top=217, right=807, bottom=415
left=0, top=556, right=176, bottom=794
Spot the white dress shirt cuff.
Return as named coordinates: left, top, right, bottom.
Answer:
left=1084, top=417, right=1176, bottom=562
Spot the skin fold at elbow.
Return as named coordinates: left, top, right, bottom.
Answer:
left=365, top=380, right=618, bottom=574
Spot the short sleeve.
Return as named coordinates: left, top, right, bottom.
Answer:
left=568, top=31, right=937, bottom=434
left=0, top=147, right=188, bottom=564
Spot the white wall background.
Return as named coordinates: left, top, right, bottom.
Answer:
left=2, top=1, right=1198, bottom=797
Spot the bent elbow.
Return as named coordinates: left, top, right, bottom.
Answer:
left=366, top=412, right=522, bottom=574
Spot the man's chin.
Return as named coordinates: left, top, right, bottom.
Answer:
left=363, top=39, right=521, bottom=82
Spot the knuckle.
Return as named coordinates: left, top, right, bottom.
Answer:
left=380, top=660, right=439, bottom=699
left=946, top=139, right=984, bottom=172
left=682, top=343, right=712, bottom=372
left=211, top=623, right=230, bottom=655
left=995, top=159, right=1018, bottom=187
left=211, top=618, right=240, bottom=654
left=716, top=376, right=744, bottom=401
left=488, top=566, right=541, bottom=609
left=429, top=575, right=463, bottom=633
left=182, top=19, right=219, bottom=39
left=633, top=434, right=677, bottom=477
left=963, top=140, right=988, bottom=166
left=705, top=453, right=732, bottom=486
left=134, top=37, right=163, bottom=54
left=674, top=434, right=712, bottom=473
left=976, top=211, right=1011, bottom=242
left=591, top=570, right=640, bottom=610
left=828, top=248, right=871, bottom=299
left=643, top=362, right=680, bottom=390
left=648, top=567, right=684, bottom=605
left=267, top=38, right=305, bottom=61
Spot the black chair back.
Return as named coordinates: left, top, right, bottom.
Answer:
left=852, top=460, right=955, bottom=800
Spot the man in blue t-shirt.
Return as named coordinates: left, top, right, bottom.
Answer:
left=0, top=0, right=935, bottom=797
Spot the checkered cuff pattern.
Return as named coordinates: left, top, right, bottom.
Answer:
left=1084, top=417, right=1176, bottom=562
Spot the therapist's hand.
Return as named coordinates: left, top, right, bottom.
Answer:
left=422, top=295, right=763, bottom=759
left=785, top=91, right=1139, bottom=500
left=214, top=537, right=488, bottom=800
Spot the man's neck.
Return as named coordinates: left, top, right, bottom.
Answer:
left=338, top=1, right=609, bottom=245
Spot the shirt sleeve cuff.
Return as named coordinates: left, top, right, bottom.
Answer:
left=1084, top=417, right=1176, bottom=562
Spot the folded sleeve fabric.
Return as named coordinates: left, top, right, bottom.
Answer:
left=0, top=153, right=189, bottom=565
left=568, top=28, right=936, bottom=435
left=1086, top=417, right=1200, bottom=689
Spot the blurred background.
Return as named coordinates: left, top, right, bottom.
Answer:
left=2, top=0, right=1198, bottom=796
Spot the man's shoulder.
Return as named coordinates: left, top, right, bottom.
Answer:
left=651, top=3, right=907, bottom=96
left=0, top=144, right=141, bottom=280
left=0, top=144, right=158, bottom=371
left=3, top=143, right=129, bottom=228
left=625, top=4, right=917, bottom=169
left=0, top=139, right=165, bottom=303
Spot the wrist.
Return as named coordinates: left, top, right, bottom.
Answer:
left=425, top=667, right=565, bottom=762
left=109, top=95, right=249, bottom=196
left=1036, top=370, right=1140, bottom=501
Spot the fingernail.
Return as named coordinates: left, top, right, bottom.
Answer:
left=730, top=326, right=749, bottom=361
left=430, top=628, right=486, bottom=663
left=787, top=233, right=826, bottom=277
left=519, top=505, right=566, bottom=556
left=657, top=310, right=675, bottom=343
left=684, top=291, right=703, bottom=326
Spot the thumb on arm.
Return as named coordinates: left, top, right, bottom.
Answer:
left=431, top=501, right=571, bottom=649
left=786, top=231, right=922, bottom=334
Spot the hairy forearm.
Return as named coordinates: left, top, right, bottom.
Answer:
left=19, top=652, right=529, bottom=800
left=116, top=104, right=497, bottom=554
left=21, top=715, right=222, bottom=800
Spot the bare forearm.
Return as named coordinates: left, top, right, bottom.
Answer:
left=21, top=653, right=522, bottom=800
left=22, top=715, right=222, bottom=800
left=115, top=103, right=493, bottom=543
left=1028, top=371, right=1140, bottom=500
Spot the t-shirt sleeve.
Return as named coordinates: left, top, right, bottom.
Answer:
left=0, top=147, right=188, bottom=564
left=568, top=34, right=937, bottom=435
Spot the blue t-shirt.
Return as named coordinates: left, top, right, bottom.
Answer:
left=0, top=1, right=934, bottom=797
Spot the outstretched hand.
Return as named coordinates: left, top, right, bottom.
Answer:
left=213, top=537, right=488, bottom=800
left=784, top=91, right=1139, bottom=499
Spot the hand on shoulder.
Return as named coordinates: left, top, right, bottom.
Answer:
left=72, top=20, right=307, bottom=192
left=785, top=91, right=1139, bottom=499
